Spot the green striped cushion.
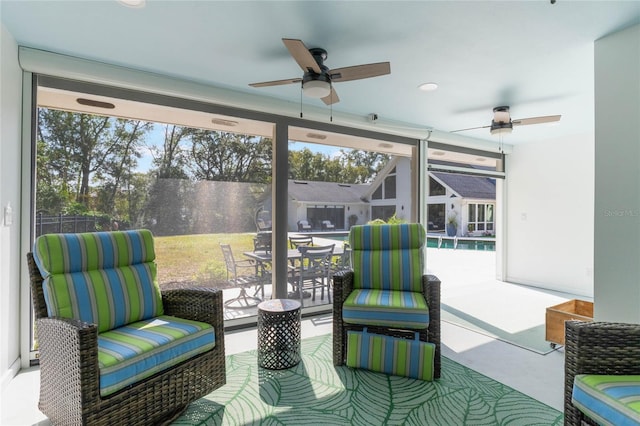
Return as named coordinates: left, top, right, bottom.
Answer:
left=346, top=329, right=435, bottom=381
left=349, top=224, right=425, bottom=292
left=343, top=289, right=429, bottom=329
left=573, top=374, right=640, bottom=426
left=33, top=230, right=163, bottom=333
left=98, top=315, right=215, bottom=396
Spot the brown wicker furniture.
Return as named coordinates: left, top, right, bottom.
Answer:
left=257, top=299, right=302, bottom=369
left=564, top=320, right=640, bottom=425
left=27, top=233, right=226, bottom=425
left=332, top=224, right=442, bottom=379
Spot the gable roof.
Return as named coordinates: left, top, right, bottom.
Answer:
left=289, top=180, right=369, bottom=204
left=431, top=172, right=496, bottom=200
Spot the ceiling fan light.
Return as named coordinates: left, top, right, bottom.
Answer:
left=303, top=79, right=331, bottom=98
left=490, top=124, right=513, bottom=135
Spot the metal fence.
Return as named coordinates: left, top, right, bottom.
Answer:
left=35, top=214, right=98, bottom=237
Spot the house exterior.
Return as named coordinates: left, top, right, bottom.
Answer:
left=287, top=156, right=496, bottom=236
left=287, top=180, right=370, bottom=231
left=428, top=171, right=496, bottom=237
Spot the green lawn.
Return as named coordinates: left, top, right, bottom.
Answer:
left=154, top=233, right=256, bottom=287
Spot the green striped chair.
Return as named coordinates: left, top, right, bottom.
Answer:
left=333, top=223, right=441, bottom=379
left=28, top=229, right=226, bottom=425
left=565, top=320, right=640, bottom=426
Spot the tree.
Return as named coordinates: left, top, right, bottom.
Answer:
left=190, top=131, right=272, bottom=183
left=288, top=147, right=390, bottom=184
left=37, top=108, right=151, bottom=224
left=149, top=124, right=191, bottom=179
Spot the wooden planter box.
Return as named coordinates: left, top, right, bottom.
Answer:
left=545, top=299, right=594, bottom=347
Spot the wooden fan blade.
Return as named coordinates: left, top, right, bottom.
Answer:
left=282, top=38, right=321, bottom=74
left=329, top=62, right=390, bottom=83
left=512, top=115, right=561, bottom=126
left=321, top=86, right=340, bottom=105
left=450, top=125, right=491, bottom=133
left=249, top=78, right=302, bottom=88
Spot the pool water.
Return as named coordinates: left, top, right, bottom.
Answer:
left=317, top=233, right=495, bottom=251
left=427, top=237, right=495, bottom=251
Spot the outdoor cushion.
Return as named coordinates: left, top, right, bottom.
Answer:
left=33, top=229, right=163, bottom=333
left=98, top=315, right=216, bottom=396
left=349, top=223, right=425, bottom=292
left=572, top=374, right=640, bottom=426
left=346, top=328, right=435, bottom=381
left=342, top=289, right=429, bottom=329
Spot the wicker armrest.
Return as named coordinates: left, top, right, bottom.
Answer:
left=332, top=270, right=353, bottom=366
left=423, top=274, right=441, bottom=379
left=162, top=287, right=224, bottom=328
left=332, top=270, right=354, bottom=305
left=565, top=320, right=640, bottom=376
left=36, top=317, right=101, bottom=409
left=564, top=320, right=640, bottom=425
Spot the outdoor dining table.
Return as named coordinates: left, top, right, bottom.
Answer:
left=243, top=246, right=345, bottom=299
left=243, top=247, right=344, bottom=263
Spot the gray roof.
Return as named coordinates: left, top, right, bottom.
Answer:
left=289, top=180, right=369, bottom=204
left=432, top=172, right=496, bottom=200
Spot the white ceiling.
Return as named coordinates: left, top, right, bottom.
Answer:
left=2, top=1, right=639, bottom=148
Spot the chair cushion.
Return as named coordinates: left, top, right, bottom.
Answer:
left=349, top=224, right=425, bottom=292
left=98, top=315, right=215, bottom=396
left=342, top=289, right=429, bottom=329
left=33, top=230, right=163, bottom=333
left=572, top=374, right=640, bottom=426
left=346, top=329, right=435, bottom=381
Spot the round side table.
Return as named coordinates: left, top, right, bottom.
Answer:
left=257, top=299, right=302, bottom=369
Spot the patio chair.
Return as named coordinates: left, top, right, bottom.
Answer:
left=27, top=229, right=226, bottom=425
left=321, top=220, right=335, bottom=230
left=297, top=219, right=312, bottom=232
left=220, top=243, right=269, bottom=306
left=333, top=223, right=441, bottom=380
left=253, top=231, right=272, bottom=253
left=289, top=244, right=335, bottom=306
left=289, top=235, right=314, bottom=249
left=565, top=320, right=640, bottom=425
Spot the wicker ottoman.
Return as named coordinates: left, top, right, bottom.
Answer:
left=257, top=299, right=301, bottom=369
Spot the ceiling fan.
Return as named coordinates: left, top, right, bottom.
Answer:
left=452, top=106, right=561, bottom=135
left=249, top=38, right=390, bottom=105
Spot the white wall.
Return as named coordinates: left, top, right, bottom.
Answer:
left=505, top=132, right=594, bottom=296
left=593, top=24, right=640, bottom=322
left=394, top=157, right=412, bottom=222
left=0, top=23, right=24, bottom=392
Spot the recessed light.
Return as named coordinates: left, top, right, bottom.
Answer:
left=118, top=0, right=146, bottom=8
left=475, top=157, right=486, bottom=162
left=418, top=82, right=439, bottom=92
left=211, top=118, right=239, bottom=127
left=432, top=151, right=446, bottom=156
left=379, top=142, right=393, bottom=149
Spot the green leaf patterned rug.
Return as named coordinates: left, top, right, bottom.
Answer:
left=173, top=334, right=563, bottom=425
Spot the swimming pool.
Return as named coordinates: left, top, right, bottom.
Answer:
left=312, top=232, right=495, bottom=251
left=427, top=235, right=495, bottom=251
left=308, top=232, right=349, bottom=241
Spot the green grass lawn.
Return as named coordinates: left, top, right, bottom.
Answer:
left=154, top=233, right=257, bottom=287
